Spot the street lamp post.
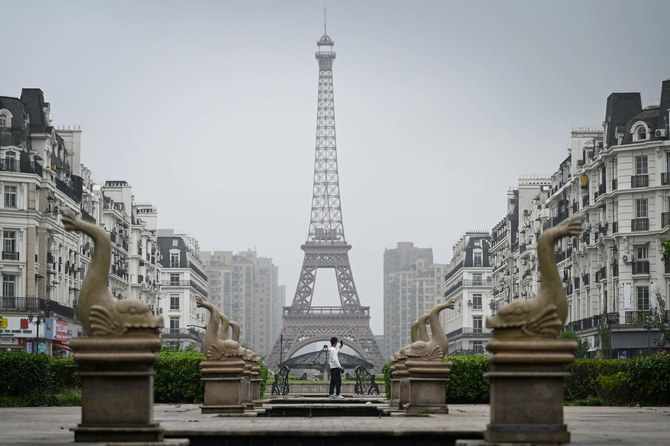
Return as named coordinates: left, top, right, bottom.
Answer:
left=643, top=317, right=653, bottom=356
left=28, top=314, right=47, bottom=354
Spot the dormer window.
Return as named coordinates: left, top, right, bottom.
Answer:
left=631, top=121, right=649, bottom=142
left=0, top=110, right=12, bottom=128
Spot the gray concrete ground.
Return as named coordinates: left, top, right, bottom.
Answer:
left=0, top=404, right=668, bottom=445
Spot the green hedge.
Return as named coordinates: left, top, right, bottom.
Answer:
left=446, top=356, right=489, bottom=403
left=0, top=349, right=270, bottom=406
left=381, top=354, right=670, bottom=406
left=155, top=350, right=206, bottom=403
left=0, top=351, right=79, bottom=406
left=564, top=358, right=629, bottom=402
left=3, top=349, right=667, bottom=406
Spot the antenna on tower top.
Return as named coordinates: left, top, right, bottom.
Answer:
left=323, top=1, right=327, bottom=35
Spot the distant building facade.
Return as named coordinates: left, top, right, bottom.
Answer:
left=383, top=242, right=445, bottom=359
left=443, top=232, right=493, bottom=354
left=200, top=250, right=284, bottom=357
left=157, top=230, right=208, bottom=350
left=492, top=79, right=670, bottom=357
left=0, top=89, right=87, bottom=354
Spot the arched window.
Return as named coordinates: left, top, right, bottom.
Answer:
left=0, top=110, right=12, bottom=127
left=631, top=121, right=649, bottom=142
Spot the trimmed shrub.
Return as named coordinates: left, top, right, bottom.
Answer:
left=258, top=361, right=269, bottom=398
left=564, top=358, right=629, bottom=401
left=598, top=372, right=632, bottom=406
left=624, top=354, right=670, bottom=406
left=0, top=351, right=53, bottom=397
left=381, top=361, right=392, bottom=399
left=154, top=350, right=205, bottom=403
left=445, top=355, right=489, bottom=403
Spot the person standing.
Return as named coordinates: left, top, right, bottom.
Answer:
left=328, top=337, right=345, bottom=399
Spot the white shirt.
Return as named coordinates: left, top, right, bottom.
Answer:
left=328, top=345, right=342, bottom=369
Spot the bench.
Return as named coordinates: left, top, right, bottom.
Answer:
left=271, top=365, right=290, bottom=395
left=353, top=365, right=379, bottom=395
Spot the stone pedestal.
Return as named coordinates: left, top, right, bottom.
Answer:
left=200, top=357, right=246, bottom=414
left=241, top=360, right=253, bottom=409
left=390, top=360, right=409, bottom=409
left=70, top=336, right=163, bottom=443
left=249, top=362, right=262, bottom=407
left=405, top=359, right=452, bottom=414
left=484, top=339, right=577, bottom=444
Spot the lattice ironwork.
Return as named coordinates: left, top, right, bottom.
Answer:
left=267, top=33, right=384, bottom=371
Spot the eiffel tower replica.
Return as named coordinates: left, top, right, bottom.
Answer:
left=267, top=31, right=385, bottom=371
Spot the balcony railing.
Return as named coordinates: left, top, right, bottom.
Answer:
left=161, top=280, right=190, bottom=287
left=446, top=327, right=493, bottom=339
left=568, top=313, right=620, bottom=332
left=462, top=278, right=493, bottom=287
left=631, top=218, right=649, bottom=231
left=632, top=260, right=650, bottom=275
left=1, top=251, right=19, bottom=260
left=631, top=174, right=649, bottom=188
left=0, top=296, right=75, bottom=319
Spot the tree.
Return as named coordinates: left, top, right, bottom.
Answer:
left=646, top=292, right=670, bottom=349
left=559, top=327, right=590, bottom=358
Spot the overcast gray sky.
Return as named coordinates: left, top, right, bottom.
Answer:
left=3, top=0, right=670, bottom=334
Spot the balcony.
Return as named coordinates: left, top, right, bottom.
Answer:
left=462, top=278, right=493, bottom=287
left=446, top=327, right=493, bottom=340
left=1, top=251, right=19, bottom=260
left=0, top=296, right=74, bottom=319
left=161, top=280, right=191, bottom=287
left=631, top=218, right=649, bottom=231
left=568, top=313, right=620, bottom=332
left=662, top=172, right=670, bottom=185
left=632, top=260, right=650, bottom=275
left=631, top=174, right=649, bottom=188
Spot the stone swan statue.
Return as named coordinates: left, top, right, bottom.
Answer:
left=486, top=213, right=584, bottom=339
left=60, top=208, right=163, bottom=337
left=196, top=296, right=241, bottom=360
left=400, top=298, right=456, bottom=360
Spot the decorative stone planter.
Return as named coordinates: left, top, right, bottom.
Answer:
left=484, top=339, right=577, bottom=444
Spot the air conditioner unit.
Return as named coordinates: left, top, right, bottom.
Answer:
left=655, top=129, right=668, bottom=139
left=622, top=255, right=629, bottom=263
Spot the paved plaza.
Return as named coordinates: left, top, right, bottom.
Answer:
left=0, top=403, right=668, bottom=445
